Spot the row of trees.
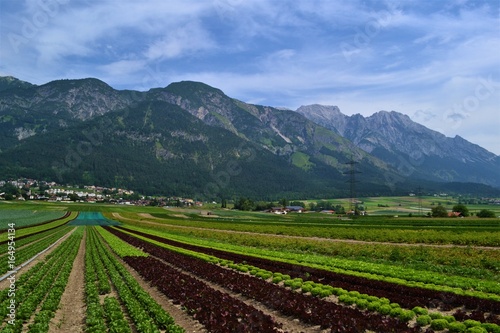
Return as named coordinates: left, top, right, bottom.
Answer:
left=431, top=203, right=496, bottom=218
left=232, top=198, right=497, bottom=218
left=232, top=197, right=347, bottom=213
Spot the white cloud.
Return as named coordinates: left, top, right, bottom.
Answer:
left=144, top=22, right=216, bottom=60
left=1, top=0, right=499, bottom=154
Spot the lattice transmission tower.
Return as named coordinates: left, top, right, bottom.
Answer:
left=344, top=156, right=361, bottom=213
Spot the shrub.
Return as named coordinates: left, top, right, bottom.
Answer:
left=477, top=209, right=495, bottom=218
left=416, top=315, right=432, bottom=326
left=390, top=303, right=400, bottom=308
left=348, top=291, right=361, bottom=298
left=448, top=322, right=467, bottom=333
left=412, top=306, right=428, bottom=315
left=291, top=281, right=302, bottom=290
left=431, top=319, right=449, bottom=330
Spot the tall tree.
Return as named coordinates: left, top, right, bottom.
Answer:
left=452, top=203, right=469, bottom=217
left=431, top=204, right=448, bottom=217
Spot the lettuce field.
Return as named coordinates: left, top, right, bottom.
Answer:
left=0, top=205, right=499, bottom=333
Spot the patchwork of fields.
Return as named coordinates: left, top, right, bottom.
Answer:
left=0, top=203, right=499, bottom=333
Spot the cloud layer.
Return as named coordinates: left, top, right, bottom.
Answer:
left=1, top=0, right=499, bottom=154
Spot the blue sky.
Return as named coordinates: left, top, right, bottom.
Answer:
left=1, top=0, right=499, bottom=154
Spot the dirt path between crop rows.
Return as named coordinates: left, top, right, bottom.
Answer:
left=48, top=229, right=86, bottom=333
left=111, top=213, right=500, bottom=250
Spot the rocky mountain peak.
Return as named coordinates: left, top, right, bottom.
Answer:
left=297, top=103, right=500, bottom=187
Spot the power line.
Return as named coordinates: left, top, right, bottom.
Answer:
left=417, top=186, right=423, bottom=216
left=344, top=156, right=361, bottom=213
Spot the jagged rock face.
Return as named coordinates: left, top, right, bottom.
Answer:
left=297, top=105, right=500, bottom=187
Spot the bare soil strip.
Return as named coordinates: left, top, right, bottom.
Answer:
left=48, top=229, right=86, bottom=333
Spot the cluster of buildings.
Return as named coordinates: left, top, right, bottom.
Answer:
left=0, top=178, right=205, bottom=207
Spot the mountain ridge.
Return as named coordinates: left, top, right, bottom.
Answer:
left=296, top=104, right=500, bottom=188
left=0, top=76, right=498, bottom=197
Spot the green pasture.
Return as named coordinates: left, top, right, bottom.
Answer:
left=0, top=200, right=166, bottom=213
left=0, top=210, right=66, bottom=229
left=1, top=195, right=499, bottom=216
left=301, top=196, right=500, bottom=216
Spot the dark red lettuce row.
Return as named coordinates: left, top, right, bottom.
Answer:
left=111, top=228, right=421, bottom=333
left=112, top=226, right=500, bottom=316
left=124, top=256, right=281, bottom=333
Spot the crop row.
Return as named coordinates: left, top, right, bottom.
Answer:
left=116, top=223, right=500, bottom=295
left=107, top=227, right=421, bottom=332
left=94, top=227, right=147, bottom=257
left=137, top=212, right=500, bottom=246
left=0, top=211, right=67, bottom=231
left=114, top=226, right=500, bottom=312
left=0, top=226, right=74, bottom=276
left=108, top=226, right=500, bottom=329
left=130, top=221, right=500, bottom=282
left=0, top=227, right=83, bottom=333
left=0, top=212, right=76, bottom=243
left=86, top=227, right=184, bottom=333
left=0, top=225, right=71, bottom=251
left=124, top=254, right=284, bottom=333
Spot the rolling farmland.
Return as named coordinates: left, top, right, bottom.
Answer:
left=0, top=204, right=499, bottom=333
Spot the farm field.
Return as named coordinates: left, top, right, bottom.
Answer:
left=0, top=201, right=499, bottom=333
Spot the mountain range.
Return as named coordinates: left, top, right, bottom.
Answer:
left=0, top=76, right=498, bottom=199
